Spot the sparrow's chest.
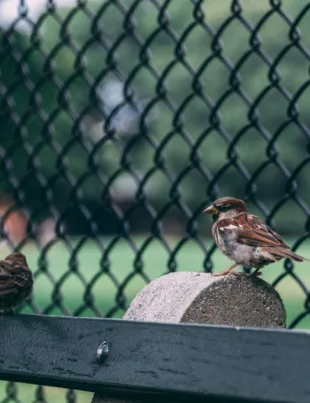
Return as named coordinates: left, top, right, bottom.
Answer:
left=212, top=225, right=236, bottom=258
left=212, top=223, right=255, bottom=265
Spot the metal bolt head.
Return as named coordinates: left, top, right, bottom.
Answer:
left=96, top=340, right=109, bottom=364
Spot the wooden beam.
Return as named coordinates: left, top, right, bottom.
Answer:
left=0, top=314, right=309, bottom=402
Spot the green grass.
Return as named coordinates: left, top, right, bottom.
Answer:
left=11, top=236, right=310, bottom=328
left=1, top=236, right=310, bottom=402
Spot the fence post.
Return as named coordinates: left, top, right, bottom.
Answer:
left=92, top=272, right=286, bottom=403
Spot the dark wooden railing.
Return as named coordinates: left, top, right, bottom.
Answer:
left=0, top=314, right=309, bottom=403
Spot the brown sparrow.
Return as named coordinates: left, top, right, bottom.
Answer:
left=0, top=252, right=33, bottom=313
left=204, top=197, right=308, bottom=276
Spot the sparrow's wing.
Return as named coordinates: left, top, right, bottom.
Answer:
left=0, top=263, right=21, bottom=295
left=218, top=213, right=289, bottom=249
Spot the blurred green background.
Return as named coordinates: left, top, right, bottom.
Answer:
left=1, top=0, right=310, bottom=235
left=1, top=0, right=310, bottom=402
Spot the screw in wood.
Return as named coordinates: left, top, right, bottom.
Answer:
left=96, top=340, right=109, bottom=364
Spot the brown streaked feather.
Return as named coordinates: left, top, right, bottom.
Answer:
left=0, top=280, right=17, bottom=292
left=0, top=272, right=14, bottom=281
left=0, top=267, right=24, bottom=295
left=264, top=247, right=305, bottom=262
left=0, top=287, right=19, bottom=296
left=3, top=252, right=28, bottom=267
left=236, top=229, right=288, bottom=248
left=217, top=212, right=308, bottom=261
left=243, top=214, right=287, bottom=244
left=0, top=266, right=15, bottom=292
left=218, top=213, right=289, bottom=248
left=0, top=252, right=33, bottom=310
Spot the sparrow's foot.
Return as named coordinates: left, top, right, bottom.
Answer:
left=212, top=263, right=240, bottom=276
left=251, top=268, right=263, bottom=277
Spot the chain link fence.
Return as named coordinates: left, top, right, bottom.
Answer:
left=1, top=0, right=310, bottom=402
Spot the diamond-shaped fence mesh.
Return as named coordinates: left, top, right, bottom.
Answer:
left=1, top=0, right=310, bottom=401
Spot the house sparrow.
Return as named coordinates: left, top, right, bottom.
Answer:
left=204, top=197, right=308, bottom=276
left=0, top=252, right=33, bottom=313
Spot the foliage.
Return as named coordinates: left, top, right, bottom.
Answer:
left=0, top=0, right=309, bottom=234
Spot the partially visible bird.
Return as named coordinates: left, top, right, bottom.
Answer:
left=0, top=252, right=33, bottom=313
left=204, top=197, right=308, bottom=276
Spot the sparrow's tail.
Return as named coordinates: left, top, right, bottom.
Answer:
left=269, top=248, right=309, bottom=262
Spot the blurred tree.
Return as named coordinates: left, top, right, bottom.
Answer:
left=0, top=0, right=309, bottom=234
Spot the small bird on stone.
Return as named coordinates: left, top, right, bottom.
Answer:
left=0, top=252, right=33, bottom=313
left=204, top=197, right=308, bottom=276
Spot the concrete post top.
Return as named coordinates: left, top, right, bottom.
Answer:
left=124, top=272, right=286, bottom=328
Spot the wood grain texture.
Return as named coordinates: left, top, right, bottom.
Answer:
left=0, top=314, right=309, bottom=402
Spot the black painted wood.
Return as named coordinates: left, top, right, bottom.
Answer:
left=0, top=315, right=309, bottom=403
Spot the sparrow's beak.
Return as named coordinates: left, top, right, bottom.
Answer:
left=203, top=205, right=219, bottom=215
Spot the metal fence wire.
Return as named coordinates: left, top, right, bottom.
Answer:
left=1, top=0, right=310, bottom=401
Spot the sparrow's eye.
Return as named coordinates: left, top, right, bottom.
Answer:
left=218, top=205, right=231, bottom=212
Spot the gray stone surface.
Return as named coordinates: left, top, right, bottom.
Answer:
left=124, top=272, right=286, bottom=327
left=92, top=271, right=286, bottom=403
